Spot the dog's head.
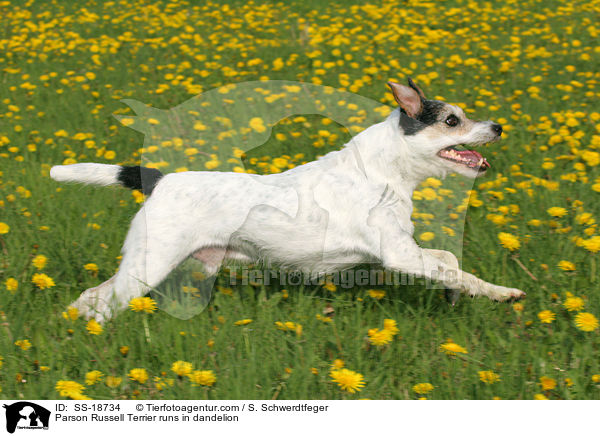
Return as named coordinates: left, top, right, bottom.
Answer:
left=387, top=78, right=501, bottom=178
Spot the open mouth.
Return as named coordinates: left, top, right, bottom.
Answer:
left=437, top=145, right=490, bottom=171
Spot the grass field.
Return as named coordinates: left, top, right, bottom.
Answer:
left=1, top=0, right=599, bottom=400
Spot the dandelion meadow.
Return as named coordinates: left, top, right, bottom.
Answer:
left=1, top=0, right=599, bottom=400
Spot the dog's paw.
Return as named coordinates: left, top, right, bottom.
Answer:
left=488, top=286, right=526, bottom=302
left=69, top=288, right=112, bottom=323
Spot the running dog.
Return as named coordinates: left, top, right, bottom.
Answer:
left=51, top=78, right=525, bottom=322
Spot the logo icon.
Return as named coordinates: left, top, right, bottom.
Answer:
left=2, top=402, right=50, bottom=434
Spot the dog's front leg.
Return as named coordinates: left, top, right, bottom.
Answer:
left=369, top=208, right=525, bottom=301
left=422, top=248, right=525, bottom=301
left=382, top=242, right=524, bottom=301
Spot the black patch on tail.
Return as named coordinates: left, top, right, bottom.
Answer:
left=400, top=99, right=446, bottom=136
left=117, top=166, right=164, bottom=195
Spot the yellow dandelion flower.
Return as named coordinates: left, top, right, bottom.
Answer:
left=591, top=374, right=600, bottom=383
left=188, top=370, right=216, bottom=386
left=105, top=376, right=122, bottom=388
left=128, top=368, right=149, bottom=384
left=272, top=157, right=288, bottom=169
left=234, top=319, right=253, bottom=326
left=323, top=282, right=337, bottom=292
left=274, top=321, right=302, bottom=335
left=15, top=339, right=32, bottom=351
left=367, top=289, right=386, bottom=299
left=534, top=394, right=549, bottom=400
left=86, top=319, right=103, bottom=335
left=119, top=346, right=129, bottom=356
left=539, top=376, right=556, bottom=390
left=479, top=371, right=501, bottom=384
left=31, top=273, right=55, bottom=290
left=575, top=213, right=594, bottom=225
left=574, top=312, right=599, bottom=332
left=331, top=359, right=345, bottom=370
left=193, top=121, right=207, bottom=131
left=56, top=380, right=87, bottom=399
left=0, top=222, right=10, bottom=234
left=557, top=260, right=576, bottom=271
left=171, top=360, right=193, bottom=377
left=547, top=207, right=567, bottom=217
left=582, top=236, right=600, bottom=253
left=84, top=263, right=98, bottom=272
left=419, top=232, right=435, bottom=242
left=412, top=383, right=434, bottom=394
left=249, top=117, right=266, bottom=133
left=582, top=150, right=600, bottom=166
left=32, top=254, right=48, bottom=270
left=204, top=159, right=220, bottom=170
left=128, top=297, right=157, bottom=313
left=330, top=368, right=365, bottom=393
left=5, top=277, right=18, bottom=293
left=563, top=296, right=585, bottom=312
left=62, top=306, right=79, bottom=321
left=537, top=310, right=556, bottom=324
left=440, top=341, right=468, bottom=355
left=85, top=370, right=104, bottom=385
left=367, top=328, right=393, bottom=346
left=132, top=190, right=145, bottom=203
left=275, top=321, right=289, bottom=330
left=498, top=232, right=520, bottom=251
left=383, top=319, right=399, bottom=335
left=316, top=314, right=333, bottom=323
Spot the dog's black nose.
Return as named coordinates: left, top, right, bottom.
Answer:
left=491, top=123, right=503, bottom=136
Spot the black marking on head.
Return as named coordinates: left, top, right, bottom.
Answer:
left=399, top=100, right=446, bottom=136
left=117, top=166, right=164, bottom=195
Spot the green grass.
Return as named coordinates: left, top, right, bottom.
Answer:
left=1, top=0, right=599, bottom=400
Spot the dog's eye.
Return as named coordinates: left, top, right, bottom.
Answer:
left=445, top=115, right=459, bottom=127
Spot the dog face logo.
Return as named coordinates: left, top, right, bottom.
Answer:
left=2, top=402, right=50, bottom=434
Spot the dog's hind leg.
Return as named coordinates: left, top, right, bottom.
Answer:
left=70, top=208, right=198, bottom=322
left=70, top=275, right=116, bottom=319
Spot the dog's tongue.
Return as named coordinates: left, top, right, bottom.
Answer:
left=442, top=148, right=491, bottom=168
left=459, top=149, right=490, bottom=168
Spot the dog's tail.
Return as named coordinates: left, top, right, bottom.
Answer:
left=50, top=163, right=164, bottom=195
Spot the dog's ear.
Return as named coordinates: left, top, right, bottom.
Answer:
left=407, top=77, right=426, bottom=99
left=387, top=81, right=423, bottom=118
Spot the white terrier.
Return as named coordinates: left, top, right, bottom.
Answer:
left=51, top=78, right=525, bottom=322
